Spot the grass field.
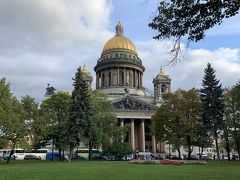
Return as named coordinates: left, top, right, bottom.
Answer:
left=0, top=160, right=240, bottom=180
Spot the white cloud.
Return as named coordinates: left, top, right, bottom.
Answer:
left=0, top=0, right=113, bottom=56
left=136, top=40, right=240, bottom=91
left=0, top=0, right=112, bottom=102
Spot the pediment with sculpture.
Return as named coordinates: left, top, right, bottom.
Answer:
left=112, top=96, right=156, bottom=111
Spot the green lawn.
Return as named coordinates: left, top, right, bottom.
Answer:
left=0, top=160, right=240, bottom=180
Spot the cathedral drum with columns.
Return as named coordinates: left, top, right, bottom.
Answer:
left=85, top=22, right=171, bottom=153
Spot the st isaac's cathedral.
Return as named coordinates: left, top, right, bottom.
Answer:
left=80, top=22, right=171, bottom=153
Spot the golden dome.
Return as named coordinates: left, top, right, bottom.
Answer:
left=158, top=67, right=167, bottom=77
left=81, top=64, right=90, bottom=74
left=160, top=68, right=165, bottom=76
left=102, top=21, right=137, bottom=54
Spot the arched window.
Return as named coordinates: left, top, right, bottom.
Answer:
left=161, top=84, right=166, bottom=94
left=119, top=71, right=124, bottom=86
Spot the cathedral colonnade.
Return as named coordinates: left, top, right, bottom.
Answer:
left=119, top=118, right=165, bottom=153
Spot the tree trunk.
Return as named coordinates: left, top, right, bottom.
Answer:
left=225, top=137, right=231, bottom=161
left=186, top=135, right=192, bottom=160
left=201, top=146, right=204, bottom=160
left=214, top=130, right=220, bottom=160
left=223, top=127, right=231, bottom=161
left=59, top=148, right=61, bottom=161
left=7, top=148, right=14, bottom=164
left=177, top=148, right=181, bottom=159
left=236, top=140, right=240, bottom=161
left=88, top=141, right=93, bottom=161
left=7, top=140, right=17, bottom=164
left=68, top=145, right=73, bottom=163
left=198, top=146, right=201, bottom=160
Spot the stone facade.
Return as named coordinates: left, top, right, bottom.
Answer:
left=91, top=22, right=171, bottom=153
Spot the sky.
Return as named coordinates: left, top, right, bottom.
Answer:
left=0, top=0, right=240, bottom=103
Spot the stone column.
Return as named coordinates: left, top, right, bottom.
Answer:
left=111, top=68, right=114, bottom=86
left=140, top=119, right=145, bottom=152
left=138, top=71, right=141, bottom=88
left=117, top=67, right=119, bottom=85
left=152, top=136, right=156, bottom=153
left=120, top=119, right=124, bottom=143
left=124, top=67, right=126, bottom=86
left=130, top=119, right=135, bottom=151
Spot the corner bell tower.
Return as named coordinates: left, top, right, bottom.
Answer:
left=153, top=68, right=171, bottom=106
left=81, top=64, right=93, bottom=88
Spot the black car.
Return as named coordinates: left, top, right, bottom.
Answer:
left=24, top=155, right=40, bottom=160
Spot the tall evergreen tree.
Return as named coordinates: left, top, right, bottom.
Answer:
left=66, top=67, right=91, bottom=162
left=200, top=63, right=224, bottom=160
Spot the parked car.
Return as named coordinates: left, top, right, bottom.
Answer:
left=46, top=152, right=68, bottom=161
left=72, top=155, right=87, bottom=160
left=24, top=155, right=40, bottom=160
left=123, top=154, right=133, bottom=161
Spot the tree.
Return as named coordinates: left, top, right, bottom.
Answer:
left=229, top=81, right=240, bottom=159
left=152, top=89, right=201, bottom=159
left=66, top=66, right=91, bottom=162
left=0, top=78, right=27, bottom=163
left=40, top=92, right=71, bottom=160
left=104, top=141, right=132, bottom=161
left=177, top=89, right=200, bottom=159
left=148, top=1, right=240, bottom=63
left=88, top=90, right=117, bottom=152
left=223, top=89, right=234, bottom=161
left=152, top=91, right=184, bottom=159
left=21, top=95, right=45, bottom=150
left=103, top=120, right=132, bottom=161
left=200, top=63, right=224, bottom=160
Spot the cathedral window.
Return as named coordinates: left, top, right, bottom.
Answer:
left=119, top=71, right=124, bottom=86
left=161, top=85, right=166, bottom=93
left=108, top=72, right=111, bottom=86
left=102, top=74, right=105, bottom=87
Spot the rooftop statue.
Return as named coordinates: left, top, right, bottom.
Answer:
left=45, top=83, right=56, bottom=96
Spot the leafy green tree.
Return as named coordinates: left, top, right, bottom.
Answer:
left=88, top=90, right=117, bottom=152
left=66, top=66, right=91, bottom=162
left=152, top=89, right=201, bottom=159
left=40, top=91, right=71, bottom=160
left=229, top=81, right=240, bottom=159
left=21, top=95, right=45, bottom=150
left=105, top=124, right=132, bottom=161
left=0, top=78, right=27, bottom=163
left=177, top=89, right=200, bottom=159
left=104, top=141, right=132, bottom=161
left=0, top=137, right=8, bottom=149
left=223, top=89, right=234, bottom=161
left=152, top=92, right=184, bottom=159
left=148, top=1, right=240, bottom=63
left=200, top=63, right=224, bottom=160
